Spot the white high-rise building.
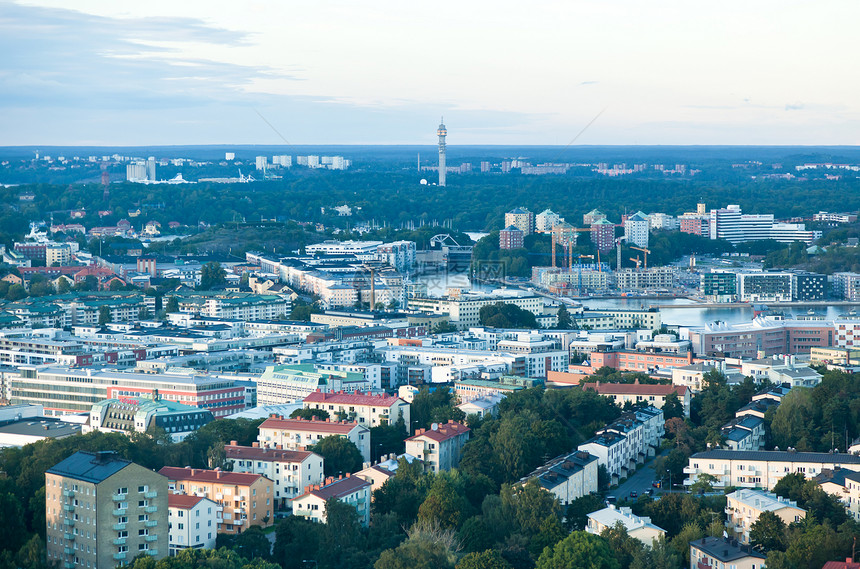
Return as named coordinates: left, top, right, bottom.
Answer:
left=624, top=212, right=650, bottom=247
left=536, top=209, right=564, bottom=233
left=272, top=155, right=292, bottom=168
left=146, top=157, right=157, bottom=181
left=225, top=152, right=235, bottom=160
left=255, top=156, right=268, bottom=172
left=307, top=155, right=320, bottom=168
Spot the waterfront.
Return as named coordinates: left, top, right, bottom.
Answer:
left=413, top=273, right=860, bottom=328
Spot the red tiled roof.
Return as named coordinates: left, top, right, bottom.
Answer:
left=259, top=417, right=363, bottom=434
left=298, top=475, right=370, bottom=501
left=303, top=390, right=403, bottom=407
left=585, top=382, right=688, bottom=397
left=822, top=562, right=860, bottom=569
left=406, top=421, right=470, bottom=443
left=168, top=494, right=205, bottom=509
left=158, top=466, right=266, bottom=485
left=225, top=444, right=315, bottom=463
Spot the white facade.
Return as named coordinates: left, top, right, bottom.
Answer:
left=257, top=417, right=371, bottom=463
left=225, top=444, right=324, bottom=509
left=624, top=212, right=650, bottom=248
left=535, top=209, right=564, bottom=233
left=167, top=495, right=218, bottom=556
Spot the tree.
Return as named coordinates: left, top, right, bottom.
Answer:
left=418, top=477, right=468, bottom=530
left=199, top=261, right=227, bottom=290
left=536, top=531, right=620, bottom=569
left=749, top=511, right=787, bottom=552
left=479, top=303, right=537, bottom=329
left=98, top=305, right=112, bottom=325
left=555, top=304, right=572, bottom=329
left=690, top=473, right=717, bottom=494
left=138, top=307, right=151, bottom=320
left=290, top=408, right=331, bottom=421
left=565, top=494, right=606, bottom=531
left=165, top=296, right=180, bottom=313
left=433, top=321, right=459, bottom=334
left=6, top=283, right=25, bottom=301
left=311, top=435, right=363, bottom=477
left=662, top=392, right=684, bottom=420
left=457, top=550, right=513, bottom=569
left=109, top=278, right=126, bottom=291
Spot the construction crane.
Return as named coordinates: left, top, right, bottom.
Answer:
left=630, top=256, right=642, bottom=270
left=630, top=246, right=651, bottom=270
left=551, top=226, right=594, bottom=269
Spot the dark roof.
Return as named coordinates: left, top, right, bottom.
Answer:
left=691, top=537, right=766, bottom=561
left=46, top=451, right=132, bottom=483
left=691, top=449, right=860, bottom=464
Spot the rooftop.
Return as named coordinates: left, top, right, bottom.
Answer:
left=46, top=451, right=133, bottom=483
left=690, top=537, right=766, bottom=562
left=304, top=390, right=403, bottom=407
left=259, top=416, right=364, bottom=434
left=168, top=494, right=207, bottom=509
left=158, top=466, right=266, bottom=485
left=406, top=421, right=470, bottom=443
left=225, top=444, right=315, bottom=463
left=298, top=475, right=370, bottom=501
left=691, top=449, right=860, bottom=465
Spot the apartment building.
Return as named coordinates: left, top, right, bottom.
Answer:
left=721, top=416, right=766, bottom=451
left=584, top=382, right=691, bottom=417
left=158, top=467, right=273, bottom=534
left=624, top=212, right=650, bottom=248
left=408, top=292, right=544, bottom=330
left=816, top=469, right=860, bottom=523
left=519, top=450, right=598, bottom=505
left=454, top=376, right=540, bottom=402
left=684, top=450, right=860, bottom=490
left=586, top=506, right=665, bottom=546
left=687, top=318, right=834, bottom=358
left=578, top=408, right=665, bottom=482
left=405, top=421, right=471, bottom=473
left=225, top=442, right=324, bottom=510
left=737, top=273, right=793, bottom=302
left=499, top=226, right=525, bottom=250
left=166, top=494, right=218, bottom=556
left=690, top=537, right=766, bottom=569
left=302, top=390, right=410, bottom=427
left=504, top=208, right=534, bottom=235
left=615, top=268, right=675, bottom=291
left=292, top=475, right=371, bottom=526
left=725, top=489, right=805, bottom=544
left=46, top=451, right=168, bottom=568
left=257, top=416, right=371, bottom=462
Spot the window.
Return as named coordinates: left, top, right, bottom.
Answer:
left=116, top=487, right=128, bottom=495
left=138, top=529, right=148, bottom=536
left=138, top=500, right=147, bottom=508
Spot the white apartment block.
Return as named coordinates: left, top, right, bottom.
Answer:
left=519, top=450, right=598, bottom=505
left=624, top=212, right=650, bottom=247
left=225, top=443, right=324, bottom=509
left=302, top=391, right=411, bottom=428
left=535, top=209, right=564, bottom=233
left=586, top=506, right=665, bottom=546
left=684, top=450, right=860, bottom=490
left=292, top=475, right=371, bottom=526
left=408, top=292, right=545, bottom=330
left=725, top=489, right=805, bottom=544
left=167, top=494, right=218, bottom=556
left=578, top=408, right=664, bottom=482
left=257, top=416, right=371, bottom=463
left=817, top=469, right=860, bottom=523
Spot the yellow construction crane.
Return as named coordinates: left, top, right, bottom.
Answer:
left=630, top=246, right=651, bottom=270
left=630, top=256, right=642, bottom=270
left=551, top=225, right=594, bottom=269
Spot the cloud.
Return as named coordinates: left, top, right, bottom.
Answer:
left=785, top=103, right=805, bottom=111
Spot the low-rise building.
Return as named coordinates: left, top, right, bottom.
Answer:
left=684, top=450, right=860, bottom=490
left=725, top=489, right=805, bottom=544
left=257, top=416, right=371, bottom=462
left=519, top=450, right=598, bottom=505
left=159, top=467, right=274, bottom=534
left=689, top=537, right=766, bottom=569
left=405, top=421, right=471, bottom=473
left=225, top=442, right=324, bottom=511
left=167, top=494, right=218, bottom=556
left=302, top=390, right=410, bottom=427
left=721, top=416, right=766, bottom=451
left=584, top=381, right=691, bottom=417
left=586, top=506, right=665, bottom=546
left=292, top=475, right=371, bottom=526
left=816, top=469, right=860, bottom=523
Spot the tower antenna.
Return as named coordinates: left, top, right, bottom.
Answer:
left=437, top=118, right=447, bottom=187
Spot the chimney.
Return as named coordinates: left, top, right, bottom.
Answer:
left=252, top=442, right=259, bottom=448
left=216, top=471, right=222, bottom=479
left=191, top=469, right=197, bottom=476
left=230, top=440, right=238, bottom=446
left=346, top=472, right=350, bottom=477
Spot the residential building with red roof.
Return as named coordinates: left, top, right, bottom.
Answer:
left=257, top=416, right=371, bottom=463
left=823, top=560, right=860, bottom=569
left=158, top=466, right=273, bottom=534
left=167, top=493, right=218, bottom=555
left=302, top=389, right=410, bottom=428
left=224, top=441, right=324, bottom=510
left=292, top=474, right=371, bottom=526
left=405, top=420, right=471, bottom=473
left=583, top=380, right=691, bottom=417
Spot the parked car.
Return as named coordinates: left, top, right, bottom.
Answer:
left=629, top=490, right=638, bottom=498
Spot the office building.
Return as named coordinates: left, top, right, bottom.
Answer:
left=85, top=392, right=214, bottom=442
left=46, top=451, right=168, bottom=568
left=256, top=364, right=373, bottom=405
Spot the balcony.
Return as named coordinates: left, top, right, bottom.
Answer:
left=64, top=563, right=75, bottom=569
left=112, top=508, right=128, bottom=516
left=64, top=547, right=73, bottom=555
left=113, top=553, right=127, bottom=561
left=147, top=549, right=158, bottom=556
left=63, top=504, right=75, bottom=512
left=144, top=506, right=158, bottom=513
left=112, top=493, right=126, bottom=502
left=113, top=538, right=127, bottom=546
left=64, top=532, right=74, bottom=540
left=683, top=466, right=698, bottom=474
left=145, top=520, right=158, bottom=528
left=145, top=491, right=158, bottom=499
left=145, top=535, right=158, bottom=542
left=63, top=519, right=75, bottom=527
left=62, top=490, right=74, bottom=498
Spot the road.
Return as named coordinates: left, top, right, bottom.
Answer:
left=610, top=451, right=683, bottom=502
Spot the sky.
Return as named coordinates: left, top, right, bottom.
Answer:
left=1, top=0, right=859, bottom=146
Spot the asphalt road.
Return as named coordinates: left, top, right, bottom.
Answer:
left=611, top=458, right=660, bottom=501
